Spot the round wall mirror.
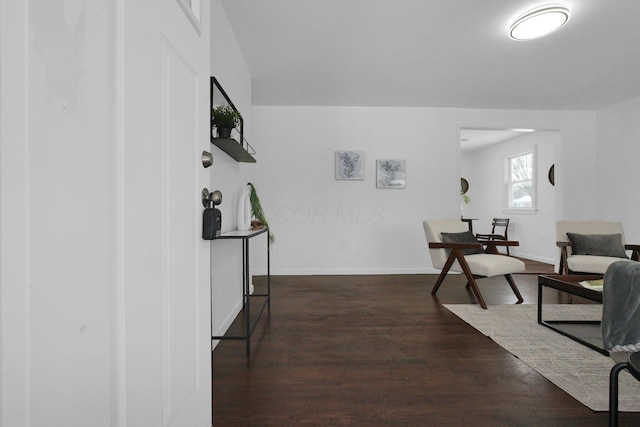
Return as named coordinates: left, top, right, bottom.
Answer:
left=460, top=178, right=469, bottom=194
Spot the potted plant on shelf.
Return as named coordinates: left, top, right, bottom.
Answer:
left=248, top=182, right=273, bottom=243
left=211, top=105, right=241, bottom=139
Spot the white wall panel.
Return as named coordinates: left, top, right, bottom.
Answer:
left=251, top=106, right=597, bottom=274
left=596, top=95, right=640, bottom=244
left=462, top=131, right=558, bottom=263
left=210, top=0, right=256, bottom=349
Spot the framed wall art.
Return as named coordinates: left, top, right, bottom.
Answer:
left=335, top=151, right=364, bottom=180
left=376, top=159, right=406, bottom=188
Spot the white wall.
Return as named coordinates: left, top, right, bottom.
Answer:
left=210, top=0, right=263, bottom=342
left=595, top=95, right=640, bottom=243
left=461, top=132, right=558, bottom=263
left=252, top=106, right=596, bottom=274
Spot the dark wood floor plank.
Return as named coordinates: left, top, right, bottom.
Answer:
left=212, top=268, right=640, bottom=426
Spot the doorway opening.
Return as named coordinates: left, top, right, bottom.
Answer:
left=459, top=127, right=558, bottom=264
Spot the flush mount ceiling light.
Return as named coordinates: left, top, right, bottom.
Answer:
left=509, top=5, right=570, bottom=40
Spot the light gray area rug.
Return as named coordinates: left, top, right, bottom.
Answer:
left=444, top=304, right=640, bottom=412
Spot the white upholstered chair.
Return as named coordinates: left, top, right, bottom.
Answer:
left=556, top=221, right=640, bottom=275
left=423, top=218, right=525, bottom=309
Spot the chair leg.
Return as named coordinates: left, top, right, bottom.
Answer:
left=465, top=275, right=487, bottom=309
left=610, top=362, right=628, bottom=427
left=505, top=274, right=523, bottom=304
left=431, top=250, right=488, bottom=309
left=431, top=250, right=457, bottom=296
left=456, top=254, right=488, bottom=309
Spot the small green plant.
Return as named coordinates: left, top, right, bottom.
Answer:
left=211, top=105, right=241, bottom=129
left=248, top=183, right=273, bottom=243
left=460, top=190, right=471, bottom=205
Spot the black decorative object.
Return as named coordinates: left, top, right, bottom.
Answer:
left=217, top=127, right=232, bottom=139
left=201, top=188, right=223, bottom=240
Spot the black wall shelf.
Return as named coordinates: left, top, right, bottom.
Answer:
left=210, top=77, right=256, bottom=163
left=211, top=138, right=256, bottom=163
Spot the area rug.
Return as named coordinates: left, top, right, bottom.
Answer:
left=444, top=303, right=640, bottom=412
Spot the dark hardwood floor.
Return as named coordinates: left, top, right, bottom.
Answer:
left=212, top=260, right=639, bottom=426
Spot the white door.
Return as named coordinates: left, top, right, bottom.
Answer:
left=0, top=0, right=211, bottom=426
left=122, top=0, right=211, bottom=425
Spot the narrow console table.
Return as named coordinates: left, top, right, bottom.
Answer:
left=212, top=228, right=270, bottom=357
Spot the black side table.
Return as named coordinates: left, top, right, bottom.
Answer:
left=609, top=351, right=640, bottom=426
left=461, top=217, right=477, bottom=233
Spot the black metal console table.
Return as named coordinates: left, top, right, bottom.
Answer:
left=212, top=228, right=270, bottom=357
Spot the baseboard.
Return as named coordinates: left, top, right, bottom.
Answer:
left=513, top=252, right=555, bottom=265
left=262, top=255, right=554, bottom=276
left=265, top=267, right=441, bottom=275
left=211, top=299, right=242, bottom=351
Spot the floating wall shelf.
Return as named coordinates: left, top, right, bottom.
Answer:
left=211, top=138, right=256, bottom=163
left=210, top=76, right=256, bottom=163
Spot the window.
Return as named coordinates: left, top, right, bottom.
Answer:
left=507, top=151, right=534, bottom=209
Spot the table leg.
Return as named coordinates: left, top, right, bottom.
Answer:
left=610, top=362, right=628, bottom=427
left=243, top=238, right=251, bottom=358
left=537, top=283, right=543, bottom=324
left=267, top=233, right=271, bottom=309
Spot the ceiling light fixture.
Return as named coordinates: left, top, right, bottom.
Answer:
left=509, top=5, right=570, bottom=41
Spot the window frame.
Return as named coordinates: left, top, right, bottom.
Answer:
left=504, top=148, right=537, bottom=213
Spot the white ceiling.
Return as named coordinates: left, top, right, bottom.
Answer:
left=220, top=0, right=640, bottom=110
left=460, top=128, right=535, bottom=152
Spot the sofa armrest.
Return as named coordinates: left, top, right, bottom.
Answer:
left=429, top=242, right=483, bottom=250
left=429, top=241, right=519, bottom=258
left=626, top=244, right=640, bottom=261
left=483, top=240, right=519, bottom=247
left=481, top=240, right=519, bottom=255
left=476, top=233, right=507, bottom=240
left=557, top=241, right=570, bottom=274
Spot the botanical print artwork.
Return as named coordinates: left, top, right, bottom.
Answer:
left=335, top=151, right=364, bottom=180
left=377, top=159, right=406, bottom=188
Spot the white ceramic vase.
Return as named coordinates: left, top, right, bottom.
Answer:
left=236, top=185, right=252, bottom=231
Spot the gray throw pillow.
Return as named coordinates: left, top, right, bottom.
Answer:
left=441, top=231, right=484, bottom=255
left=566, top=233, right=628, bottom=258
